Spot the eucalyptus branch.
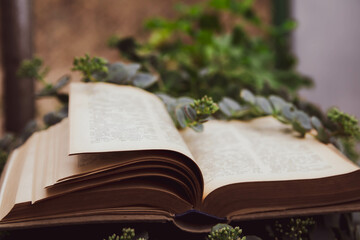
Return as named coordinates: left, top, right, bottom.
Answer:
left=16, top=56, right=360, bottom=163
left=158, top=94, right=218, bottom=132
left=103, top=228, right=146, bottom=240
left=218, top=89, right=360, bottom=162
left=17, top=57, right=51, bottom=88
left=72, top=54, right=158, bottom=89
left=207, top=224, right=246, bottom=240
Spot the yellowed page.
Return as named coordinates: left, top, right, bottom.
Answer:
left=69, top=82, right=192, bottom=159
left=15, top=133, right=40, bottom=204
left=32, top=128, right=51, bottom=203
left=43, top=123, right=56, bottom=192
left=0, top=132, right=39, bottom=220
left=181, top=117, right=359, bottom=198
left=0, top=149, right=21, bottom=220
left=43, top=119, right=161, bottom=186
left=42, top=119, right=68, bottom=187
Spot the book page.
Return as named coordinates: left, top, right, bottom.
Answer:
left=32, top=127, right=51, bottom=202
left=69, top=82, right=192, bottom=159
left=0, top=132, right=40, bottom=220
left=181, top=117, right=359, bottom=198
left=15, top=133, right=40, bottom=204
left=0, top=149, right=21, bottom=220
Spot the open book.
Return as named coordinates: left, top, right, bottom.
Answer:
left=1, top=82, right=360, bottom=232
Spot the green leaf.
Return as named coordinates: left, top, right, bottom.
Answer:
left=54, top=75, right=70, bottom=89
left=311, top=116, right=330, bottom=143
left=292, top=110, right=312, bottom=136
left=255, top=96, right=273, bottom=115
left=232, top=25, right=246, bottom=45
left=190, top=122, right=204, bottom=132
left=183, top=105, right=197, bottom=122
left=311, top=116, right=323, bottom=131
left=124, top=63, right=141, bottom=79
left=37, top=75, right=70, bottom=97
left=294, top=110, right=312, bottom=131
left=132, top=73, right=157, bottom=89
left=107, top=35, right=121, bottom=48
left=280, top=104, right=296, bottom=121
left=209, top=0, right=229, bottom=9
left=177, top=97, right=194, bottom=105
left=149, top=29, right=172, bottom=47
left=269, top=95, right=286, bottom=113
left=281, top=20, right=298, bottom=33
left=316, top=129, right=330, bottom=143
left=175, top=107, right=187, bottom=128
left=195, top=30, right=214, bottom=45
left=219, top=97, right=242, bottom=117
left=240, top=89, right=255, bottom=104
left=198, top=13, right=221, bottom=32
left=43, top=106, right=68, bottom=127
left=157, top=93, right=177, bottom=110
left=107, top=63, right=128, bottom=84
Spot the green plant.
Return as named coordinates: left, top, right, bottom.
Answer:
left=16, top=57, right=70, bottom=127
left=158, top=94, right=218, bottom=132
left=72, top=54, right=109, bottom=82
left=217, top=89, right=360, bottom=161
left=327, top=107, right=360, bottom=139
left=208, top=224, right=246, bottom=240
left=72, top=54, right=158, bottom=89
left=109, top=0, right=312, bottom=101
left=103, top=228, right=147, bottom=240
left=14, top=55, right=360, bottom=161
left=273, top=217, right=316, bottom=240
left=17, top=57, right=50, bottom=88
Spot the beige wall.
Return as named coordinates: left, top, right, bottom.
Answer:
left=293, top=0, right=360, bottom=118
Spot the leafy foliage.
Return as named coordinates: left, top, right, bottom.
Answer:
left=219, top=89, right=313, bottom=136
left=208, top=224, right=246, bottom=240
left=103, top=228, right=146, bottom=240
left=72, top=54, right=158, bottom=89
left=158, top=94, right=218, bottom=132
left=17, top=57, right=50, bottom=88
left=272, top=217, right=315, bottom=240
left=109, top=0, right=312, bottom=101
left=72, top=54, right=109, bottom=82
left=217, top=89, right=360, bottom=161
left=12, top=55, right=360, bottom=161
left=192, top=95, right=219, bottom=116
left=327, top=107, right=360, bottom=139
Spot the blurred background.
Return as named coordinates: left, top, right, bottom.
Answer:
left=0, top=0, right=359, bottom=133
left=293, top=0, right=360, bottom=122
